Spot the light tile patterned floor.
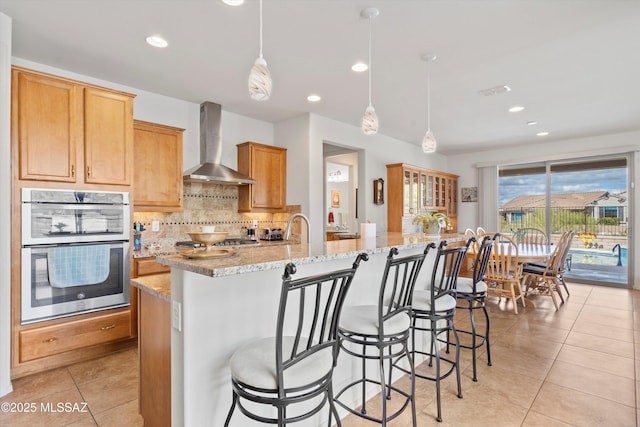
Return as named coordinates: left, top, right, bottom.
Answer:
left=0, top=281, right=638, bottom=426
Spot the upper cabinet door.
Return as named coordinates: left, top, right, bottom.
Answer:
left=133, top=120, right=184, bottom=211
left=250, top=144, right=286, bottom=209
left=14, top=70, right=82, bottom=182
left=84, top=88, right=133, bottom=186
left=237, top=142, right=287, bottom=212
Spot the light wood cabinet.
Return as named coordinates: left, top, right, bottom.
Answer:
left=12, top=66, right=134, bottom=186
left=138, top=289, right=171, bottom=427
left=387, top=163, right=459, bottom=233
left=133, top=257, right=171, bottom=277
left=133, top=120, right=184, bottom=211
left=237, top=141, right=287, bottom=212
left=19, top=310, right=132, bottom=363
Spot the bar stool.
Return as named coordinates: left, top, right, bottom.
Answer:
left=408, top=240, right=470, bottom=422
left=223, top=253, right=368, bottom=427
left=454, top=235, right=495, bottom=382
left=335, top=245, right=433, bottom=426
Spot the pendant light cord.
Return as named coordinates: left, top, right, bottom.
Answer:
left=367, top=15, right=372, bottom=107
left=259, top=0, right=264, bottom=59
left=427, top=60, right=431, bottom=131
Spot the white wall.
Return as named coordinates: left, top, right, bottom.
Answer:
left=277, top=113, right=449, bottom=243
left=0, top=12, right=13, bottom=398
left=447, top=130, right=640, bottom=287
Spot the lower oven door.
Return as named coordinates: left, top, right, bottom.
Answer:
left=21, top=241, right=130, bottom=325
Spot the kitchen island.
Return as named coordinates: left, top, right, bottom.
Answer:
left=148, top=232, right=465, bottom=427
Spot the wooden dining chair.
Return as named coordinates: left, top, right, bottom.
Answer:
left=521, top=231, right=571, bottom=310
left=513, top=227, right=548, bottom=246
left=485, top=234, right=526, bottom=314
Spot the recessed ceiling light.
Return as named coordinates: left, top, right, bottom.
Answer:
left=146, top=35, right=168, bottom=48
left=351, top=62, right=368, bottom=72
left=536, top=131, right=549, bottom=137
left=508, top=105, right=525, bottom=113
left=307, top=94, right=322, bottom=102
left=527, top=121, right=538, bottom=126
left=222, top=0, right=244, bottom=5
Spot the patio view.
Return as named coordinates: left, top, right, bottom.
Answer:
left=498, top=157, right=629, bottom=286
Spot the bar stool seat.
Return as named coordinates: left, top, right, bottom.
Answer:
left=456, top=277, right=488, bottom=294
left=339, top=306, right=410, bottom=336
left=229, top=337, right=333, bottom=390
left=412, top=290, right=456, bottom=311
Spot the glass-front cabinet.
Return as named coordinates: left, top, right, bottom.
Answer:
left=387, top=163, right=459, bottom=233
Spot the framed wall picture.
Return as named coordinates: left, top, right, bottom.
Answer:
left=373, top=178, right=384, bottom=205
left=461, top=186, right=478, bottom=202
left=331, top=190, right=341, bottom=207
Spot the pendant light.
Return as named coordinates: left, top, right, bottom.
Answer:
left=248, top=0, right=272, bottom=101
left=422, top=53, right=437, bottom=153
left=361, top=7, right=379, bottom=135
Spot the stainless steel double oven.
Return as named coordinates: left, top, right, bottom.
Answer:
left=21, top=188, right=130, bottom=324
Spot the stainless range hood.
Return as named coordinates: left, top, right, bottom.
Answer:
left=183, top=102, right=256, bottom=185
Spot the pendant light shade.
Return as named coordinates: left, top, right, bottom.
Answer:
left=248, top=56, right=272, bottom=101
left=422, top=53, right=437, bottom=153
left=422, top=130, right=437, bottom=153
left=361, top=7, right=379, bottom=135
left=362, top=105, right=379, bottom=135
left=248, top=0, right=272, bottom=101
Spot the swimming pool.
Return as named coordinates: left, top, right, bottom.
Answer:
left=568, top=248, right=627, bottom=267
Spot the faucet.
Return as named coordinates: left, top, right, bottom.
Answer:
left=284, top=213, right=310, bottom=243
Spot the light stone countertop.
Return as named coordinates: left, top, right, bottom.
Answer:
left=156, top=232, right=466, bottom=278
left=130, top=273, right=171, bottom=301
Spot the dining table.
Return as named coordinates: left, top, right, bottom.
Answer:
left=464, top=241, right=556, bottom=308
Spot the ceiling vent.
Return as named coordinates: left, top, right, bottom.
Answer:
left=478, top=84, right=512, bottom=96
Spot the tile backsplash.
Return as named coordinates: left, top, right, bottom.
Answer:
left=133, top=182, right=299, bottom=249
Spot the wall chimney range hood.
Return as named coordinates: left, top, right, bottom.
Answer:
left=183, top=102, right=256, bottom=185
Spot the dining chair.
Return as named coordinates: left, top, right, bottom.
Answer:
left=406, top=240, right=470, bottom=422
left=513, top=227, right=548, bottom=246
left=464, top=228, right=476, bottom=239
left=335, top=246, right=432, bottom=426
left=476, top=227, right=487, bottom=236
left=485, top=234, right=526, bottom=314
left=223, top=253, right=368, bottom=427
left=454, top=234, right=495, bottom=382
left=521, top=231, right=571, bottom=310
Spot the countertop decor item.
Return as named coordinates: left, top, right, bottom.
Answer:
left=413, top=212, right=450, bottom=235
left=186, top=231, right=229, bottom=247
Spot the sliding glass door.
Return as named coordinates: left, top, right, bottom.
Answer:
left=498, top=155, right=630, bottom=286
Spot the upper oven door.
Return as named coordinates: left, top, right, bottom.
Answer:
left=22, top=188, right=130, bottom=245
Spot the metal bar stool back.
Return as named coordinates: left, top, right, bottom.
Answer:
left=409, top=239, right=470, bottom=422
left=335, top=245, right=434, bottom=426
left=224, top=253, right=369, bottom=427
left=454, top=235, right=496, bottom=382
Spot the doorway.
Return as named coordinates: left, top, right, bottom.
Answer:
left=323, top=144, right=359, bottom=241
left=498, top=155, right=631, bottom=287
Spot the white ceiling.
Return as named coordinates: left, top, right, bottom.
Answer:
left=2, top=0, right=639, bottom=155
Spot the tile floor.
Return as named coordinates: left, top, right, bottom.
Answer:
left=1, top=281, right=638, bottom=426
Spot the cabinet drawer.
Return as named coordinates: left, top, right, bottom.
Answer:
left=135, top=258, right=171, bottom=277
left=19, top=311, right=131, bottom=362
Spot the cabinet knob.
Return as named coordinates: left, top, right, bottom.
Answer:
left=71, top=165, right=75, bottom=177
left=86, top=166, right=91, bottom=178
left=101, top=324, right=116, bottom=331
left=43, top=337, right=57, bottom=343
